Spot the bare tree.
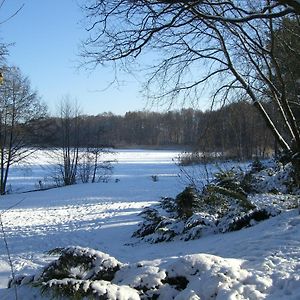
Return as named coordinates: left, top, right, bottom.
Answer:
left=81, top=1, right=299, bottom=162
left=78, top=148, right=114, bottom=183
left=56, top=97, right=81, bottom=186
left=53, top=99, right=116, bottom=186
left=78, top=119, right=115, bottom=184
left=0, top=66, right=46, bottom=194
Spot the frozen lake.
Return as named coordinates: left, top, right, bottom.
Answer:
left=7, top=148, right=249, bottom=194
left=6, top=149, right=183, bottom=194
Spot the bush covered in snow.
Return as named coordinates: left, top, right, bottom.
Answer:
left=246, top=160, right=298, bottom=194
left=8, top=246, right=273, bottom=300
left=8, top=246, right=138, bottom=299
left=133, top=159, right=299, bottom=243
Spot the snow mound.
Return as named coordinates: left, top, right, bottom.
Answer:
left=114, top=254, right=271, bottom=300
left=6, top=247, right=289, bottom=300
left=44, top=279, right=140, bottom=300
left=3, top=210, right=300, bottom=299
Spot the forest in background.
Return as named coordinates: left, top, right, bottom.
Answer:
left=26, top=100, right=279, bottom=160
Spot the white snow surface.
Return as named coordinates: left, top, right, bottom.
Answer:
left=0, top=149, right=299, bottom=299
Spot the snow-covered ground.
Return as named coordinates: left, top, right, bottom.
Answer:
left=0, top=149, right=299, bottom=299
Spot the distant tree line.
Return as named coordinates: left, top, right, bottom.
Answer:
left=28, top=101, right=277, bottom=160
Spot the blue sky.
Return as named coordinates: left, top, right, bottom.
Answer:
left=0, top=0, right=147, bottom=115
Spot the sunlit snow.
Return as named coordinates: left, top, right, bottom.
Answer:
left=0, top=149, right=299, bottom=299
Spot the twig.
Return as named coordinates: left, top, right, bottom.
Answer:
left=0, top=3, right=25, bottom=25
left=0, top=198, right=25, bottom=215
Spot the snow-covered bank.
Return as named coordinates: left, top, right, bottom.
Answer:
left=0, top=150, right=299, bottom=299
left=2, top=203, right=300, bottom=299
